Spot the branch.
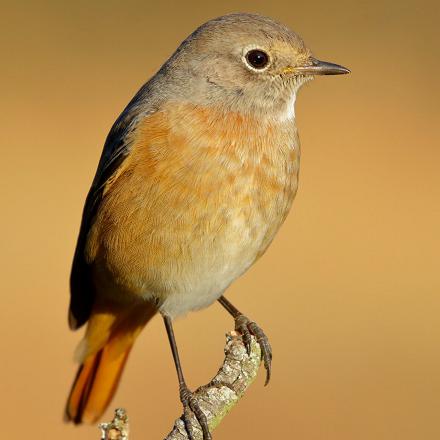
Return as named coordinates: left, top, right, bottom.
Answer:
left=99, top=331, right=262, bottom=439
left=99, top=408, right=129, bottom=440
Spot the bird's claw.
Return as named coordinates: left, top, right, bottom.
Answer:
left=234, top=314, right=273, bottom=385
left=180, top=385, right=211, bottom=440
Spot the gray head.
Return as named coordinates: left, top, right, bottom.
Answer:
left=151, top=14, right=349, bottom=120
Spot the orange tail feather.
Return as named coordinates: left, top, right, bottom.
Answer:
left=65, top=303, right=156, bottom=424
left=65, top=339, right=132, bottom=424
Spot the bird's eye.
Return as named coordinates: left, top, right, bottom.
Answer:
left=245, top=49, right=270, bottom=70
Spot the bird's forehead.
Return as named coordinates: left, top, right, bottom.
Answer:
left=190, top=13, right=307, bottom=54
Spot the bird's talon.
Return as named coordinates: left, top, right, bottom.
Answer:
left=181, top=406, right=195, bottom=440
left=234, top=315, right=273, bottom=384
left=179, top=385, right=211, bottom=440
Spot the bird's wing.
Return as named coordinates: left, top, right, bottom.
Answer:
left=69, top=88, right=157, bottom=330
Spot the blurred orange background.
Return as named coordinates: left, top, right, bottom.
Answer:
left=1, top=1, right=439, bottom=439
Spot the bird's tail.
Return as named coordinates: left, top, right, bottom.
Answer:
left=65, top=302, right=156, bottom=424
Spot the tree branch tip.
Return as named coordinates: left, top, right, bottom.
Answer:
left=99, top=330, right=262, bottom=440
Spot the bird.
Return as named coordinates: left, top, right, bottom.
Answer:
left=65, top=12, right=349, bottom=439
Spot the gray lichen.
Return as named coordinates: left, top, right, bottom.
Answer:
left=99, top=408, right=129, bottom=440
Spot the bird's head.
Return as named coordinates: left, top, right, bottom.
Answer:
left=163, top=13, right=349, bottom=121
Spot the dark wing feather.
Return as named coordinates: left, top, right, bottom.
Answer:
left=68, top=87, right=156, bottom=330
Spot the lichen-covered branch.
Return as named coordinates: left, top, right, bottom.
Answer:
left=99, top=331, right=262, bottom=440
left=99, top=408, right=129, bottom=440
left=165, top=331, right=261, bottom=439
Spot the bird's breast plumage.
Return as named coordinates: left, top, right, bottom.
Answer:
left=86, top=102, right=300, bottom=317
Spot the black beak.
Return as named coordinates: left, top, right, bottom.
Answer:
left=296, top=58, right=350, bottom=75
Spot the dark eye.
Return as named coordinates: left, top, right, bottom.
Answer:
left=245, top=49, right=269, bottom=69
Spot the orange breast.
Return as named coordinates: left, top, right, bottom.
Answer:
left=86, top=102, right=300, bottom=314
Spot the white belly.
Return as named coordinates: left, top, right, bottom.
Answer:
left=157, top=209, right=270, bottom=318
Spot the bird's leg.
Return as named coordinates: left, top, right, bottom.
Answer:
left=163, top=315, right=211, bottom=440
left=218, top=295, right=273, bottom=385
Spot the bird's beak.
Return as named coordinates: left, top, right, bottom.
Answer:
left=294, top=57, right=350, bottom=75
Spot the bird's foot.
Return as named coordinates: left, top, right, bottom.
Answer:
left=180, top=384, right=211, bottom=440
left=234, top=314, right=273, bottom=385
